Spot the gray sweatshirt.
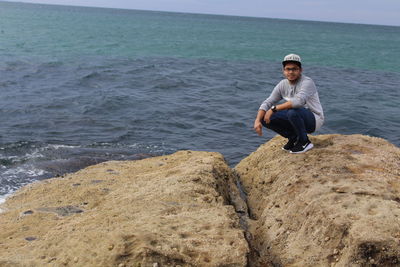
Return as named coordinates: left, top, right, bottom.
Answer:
left=259, top=75, right=324, bottom=131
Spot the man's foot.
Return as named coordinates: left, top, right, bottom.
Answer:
left=282, top=138, right=296, bottom=151
left=290, top=139, right=314, bottom=154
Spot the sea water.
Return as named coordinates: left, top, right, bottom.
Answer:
left=0, top=2, right=399, bottom=197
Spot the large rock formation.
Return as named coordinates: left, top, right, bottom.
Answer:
left=0, top=151, right=249, bottom=266
left=235, top=134, right=400, bottom=266
left=1, top=134, right=399, bottom=267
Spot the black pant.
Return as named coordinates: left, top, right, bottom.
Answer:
left=262, top=108, right=316, bottom=143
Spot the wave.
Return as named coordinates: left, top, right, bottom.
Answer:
left=0, top=141, right=174, bottom=196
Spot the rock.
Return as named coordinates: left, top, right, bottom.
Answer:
left=0, top=151, right=248, bottom=266
left=22, top=210, right=34, bottom=215
left=37, top=205, right=84, bottom=216
left=1, top=134, right=398, bottom=266
left=235, top=134, right=400, bottom=266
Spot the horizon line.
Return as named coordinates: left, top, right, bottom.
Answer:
left=3, top=0, right=400, bottom=28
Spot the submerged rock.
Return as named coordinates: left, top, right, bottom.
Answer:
left=0, top=151, right=248, bottom=266
left=235, top=134, right=400, bottom=266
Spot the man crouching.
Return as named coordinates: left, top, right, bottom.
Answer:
left=253, top=54, right=324, bottom=153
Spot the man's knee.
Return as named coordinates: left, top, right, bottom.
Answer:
left=287, top=108, right=300, bottom=119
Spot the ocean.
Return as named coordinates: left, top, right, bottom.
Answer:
left=0, top=2, right=399, bottom=199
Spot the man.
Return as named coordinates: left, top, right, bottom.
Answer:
left=253, top=54, right=324, bottom=153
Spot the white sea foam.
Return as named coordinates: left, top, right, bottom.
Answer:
left=0, top=194, right=9, bottom=213
left=3, top=166, right=46, bottom=177
left=47, top=144, right=80, bottom=150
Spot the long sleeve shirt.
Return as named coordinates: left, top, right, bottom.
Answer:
left=259, top=75, right=324, bottom=131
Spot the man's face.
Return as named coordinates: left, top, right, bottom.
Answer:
left=283, top=63, right=302, bottom=83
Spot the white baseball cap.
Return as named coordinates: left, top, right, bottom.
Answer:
left=282, top=54, right=302, bottom=67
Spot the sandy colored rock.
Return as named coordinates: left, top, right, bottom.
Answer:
left=0, top=151, right=249, bottom=267
left=235, top=134, right=400, bottom=266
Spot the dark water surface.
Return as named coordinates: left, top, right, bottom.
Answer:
left=0, top=2, right=399, bottom=198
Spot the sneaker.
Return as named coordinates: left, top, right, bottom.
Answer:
left=290, top=139, right=314, bottom=154
left=282, top=138, right=296, bottom=151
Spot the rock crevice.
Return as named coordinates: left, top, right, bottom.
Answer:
left=235, top=134, right=400, bottom=267
left=1, top=134, right=399, bottom=267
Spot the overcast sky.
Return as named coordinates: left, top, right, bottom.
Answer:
left=5, top=0, right=400, bottom=26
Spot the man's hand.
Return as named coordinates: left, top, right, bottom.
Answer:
left=253, top=120, right=263, bottom=136
left=263, top=109, right=273, bottom=124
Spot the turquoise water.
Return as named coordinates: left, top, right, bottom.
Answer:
left=1, top=2, right=400, bottom=71
left=0, top=2, right=399, bottom=197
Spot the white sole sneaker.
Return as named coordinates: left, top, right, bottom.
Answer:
left=290, top=143, right=314, bottom=154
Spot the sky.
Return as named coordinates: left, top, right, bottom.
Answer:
left=4, top=0, right=400, bottom=26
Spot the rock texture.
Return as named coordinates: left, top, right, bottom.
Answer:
left=1, top=134, right=399, bottom=267
left=0, top=151, right=249, bottom=267
left=235, top=134, right=400, bottom=266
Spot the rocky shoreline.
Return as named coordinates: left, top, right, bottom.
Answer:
left=1, top=134, right=399, bottom=266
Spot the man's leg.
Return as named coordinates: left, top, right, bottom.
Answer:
left=286, top=108, right=316, bottom=153
left=261, top=110, right=296, bottom=138
left=261, top=110, right=298, bottom=150
left=287, top=108, right=316, bottom=143
left=261, top=108, right=316, bottom=152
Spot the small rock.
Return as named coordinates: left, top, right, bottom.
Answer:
left=108, top=244, right=114, bottom=250
left=333, top=249, right=338, bottom=255
left=325, top=237, right=330, bottom=241
left=23, top=210, right=34, bottom=215
left=118, top=263, right=125, bottom=267
left=25, top=237, right=37, bottom=241
left=38, top=206, right=84, bottom=216
left=74, top=257, right=78, bottom=263
left=153, top=263, right=159, bottom=267
left=370, top=259, right=375, bottom=264
left=48, top=258, right=57, bottom=263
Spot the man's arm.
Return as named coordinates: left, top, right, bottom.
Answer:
left=255, top=82, right=284, bottom=136
left=263, top=101, right=293, bottom=124
left=253, top=109, right=266, bottom=136
left=291, top=78, right=317, bottom=108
